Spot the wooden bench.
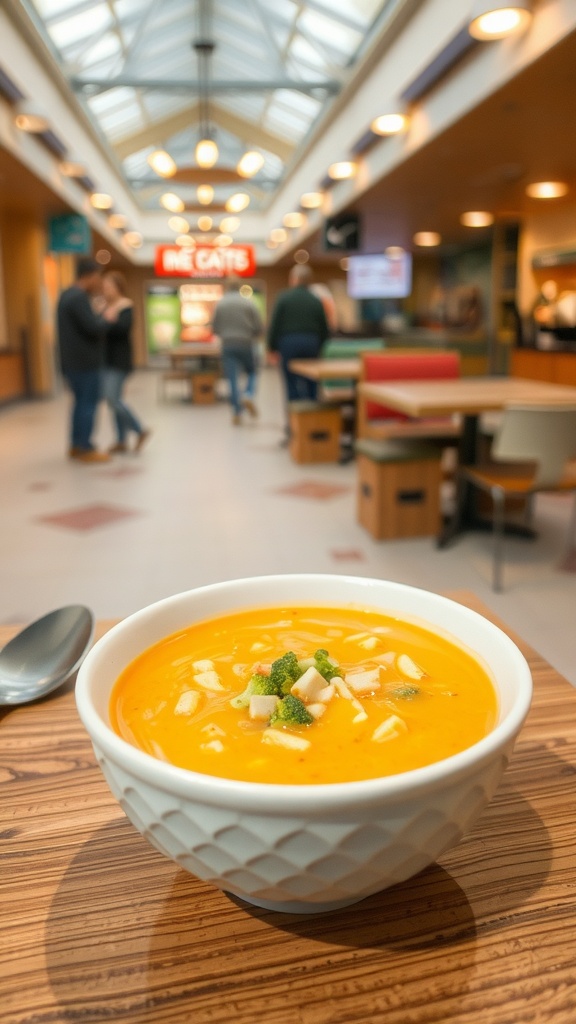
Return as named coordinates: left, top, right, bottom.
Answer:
left=356, top=438, right=443, bottom=540
left=288, top=401, right=343, bottom=464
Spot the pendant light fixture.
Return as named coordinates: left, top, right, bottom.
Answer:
left=194, top=1, right=218, bottom=169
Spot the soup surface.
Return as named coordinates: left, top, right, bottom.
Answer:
left=110, top=605, right=498, bottom=784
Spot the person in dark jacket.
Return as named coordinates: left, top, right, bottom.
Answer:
left=101, top=271, right=150, bottom=453
left=57, top=257, right=109, bottom=462
left=268, top=263, right=330, bottom=403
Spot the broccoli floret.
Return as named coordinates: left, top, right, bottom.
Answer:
left=270, top=694, right=314, bottom=728
left=230, top=672, right=279, bottom=709
left=269, top=651, right=303, bottom=696
left=313, top=648, right=342, bottom=682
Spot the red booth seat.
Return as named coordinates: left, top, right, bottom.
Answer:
left=358, top=350, right=462, bottom=443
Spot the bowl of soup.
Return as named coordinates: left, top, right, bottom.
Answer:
left=75, top=575, right=532, bottom=913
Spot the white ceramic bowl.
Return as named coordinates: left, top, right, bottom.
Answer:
left=75, top=575, right=532, bottom=913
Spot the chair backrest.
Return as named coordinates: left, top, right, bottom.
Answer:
left=362, top=350, right=461, bottom=421
left=492, top=405, right=576, bottom=488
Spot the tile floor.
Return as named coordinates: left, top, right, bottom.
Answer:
left=1, top=366, right=575, bottom=685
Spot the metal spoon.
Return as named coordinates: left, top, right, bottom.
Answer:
left=0, top=605, right=94, bottom=705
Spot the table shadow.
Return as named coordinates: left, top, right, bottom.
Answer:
left=43, top=751, right=556, bottom=1023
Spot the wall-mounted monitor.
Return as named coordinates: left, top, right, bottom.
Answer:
left=347, top=253, right=412, bottom=299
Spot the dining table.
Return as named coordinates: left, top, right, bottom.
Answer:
left=357, top=376, right=576, bottom=545
left=288, top=357, right=361, bottom=382
left=3, top=591, right=576, bottom=1024
left=168, top=341, right=222, bottom=370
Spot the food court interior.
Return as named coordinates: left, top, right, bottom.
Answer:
left=1, top=0, right=576, bottom=685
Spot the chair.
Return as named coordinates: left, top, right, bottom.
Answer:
left=357, top=350, right=462, bottom=443
left=458, top=405, right=576, bottom=591
left=319, top=337, right=385, bottom=402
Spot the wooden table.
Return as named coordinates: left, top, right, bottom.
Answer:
left=288, top=357, right=361, bottom=381
left=3, top=593, right=576, bottom=1024
left=358, top=376, right=576, bottom=544
left=169, top=341, right=222, bottom=370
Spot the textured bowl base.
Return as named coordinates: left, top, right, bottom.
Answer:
left=227, top=891, right=369, bottom=914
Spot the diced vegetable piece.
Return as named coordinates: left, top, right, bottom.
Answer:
left=358, top=636, right=380, bottom=650
left=201, top=723, right=225, bottom=738
left=352, top=708, right=368, bottom=724
left=174, top=690, right=200, bottom=716
left=312, top=649, right=342, bottom=681
left=249, top=694, right=279, bottom=721
left=193, top=670, right=225, bottom=691
left=201, top=739, right=225, bottom=753
left=270, top=694, right=314, bottom=727
left=192, top=659, right=214, bottom=673
left=372, top=715, right=408, bottom=743
left=307, top=702, right=327, bottom=719
left=374, top=651, right=397, bottom=666
left=344, top=632, right=371, bottom=643
left=344, top=668, right=381, bottom=695
left=262, top=728, right=311, bottom=751
left=333, top=678, right=368, bottom=723
left=397, top=654, right=425, bottom=680
left=230, top=672, right=280, bottom=709
left=291, top=666, right=335, bottom=704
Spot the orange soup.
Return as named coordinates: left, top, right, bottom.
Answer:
left=110, top=605, right=498, bottom=784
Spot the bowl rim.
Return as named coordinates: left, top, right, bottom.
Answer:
left=76, top=574, right=533, bottom=813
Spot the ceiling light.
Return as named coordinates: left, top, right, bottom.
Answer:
left=371, top=112, right=408, bottom=136
left=59, top=158, right=88, bottom=178
left=13, top=101, right=50, bottom=133
left=90, top=192, right=113, bottom=210
left=219, top=216, right=240, bottom=233
left=95, top=249, right=111, bottom=265
left=176, top=234, right=196, bottom=247
left=225, top=192, right=250, bottom=213
left=460, top=211, right=495, bottom=226
left=168, top=215, right=189, bottom=233
left=270, top=228, right=287, bottom=243
left=240, top=285, right=253, bottom=298
left=300, top=192, right=324, bottom=209
left=385, top=246, right=406, bottom=258
left=197, top=185, right=214, bottom=205
left=160, top=192, right=185, bottom=212
left=195, top=138, right=218, bottom=169
left=197, top=215, right=213, bottom=231
left=108, top=213, right=127, bottom=230
left=468, top=1, right=532, bottom=39
left=294, top=249, right=309, bottom=264
left=147, top=149, right=176, bottom=177
left=214, top=234, right=233, bottom=246
left=283, top=211, right=305, bottom=228
left=525, top=181, right=569, bottom=198
left=124, top=231, right=143, bottom=248
left=237, top=150, right=264, bottom=178
left=413, top=231, right=441, bottom=247
left=266, top=239, right=279, bottom=249
left=328, top=161, right=357, bottom=180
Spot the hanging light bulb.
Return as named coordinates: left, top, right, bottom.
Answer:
left=147, top=150, right=176, bottom=177
left=225, top=192, right=250, bottom=213
left=468, top=0, right=532, bottom=39
left=197, top=184, right=214, bottom=205
left=237, top=150, right=264, bottom=178
left=160, top=192, right=185, bottom=212
left=195, top=138, right=218, bottom=169
left=197, top=215, right=213, bottom=231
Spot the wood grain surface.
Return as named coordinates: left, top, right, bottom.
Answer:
left=1, top=594, right=575, bottom=1024
left=358, top=377, right=576, bottom=418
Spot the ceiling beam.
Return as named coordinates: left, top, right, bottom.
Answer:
left=70, top=75, right=341, bottom=96
left=112, top=102, right=295, bottom=163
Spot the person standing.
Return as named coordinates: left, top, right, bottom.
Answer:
left=101, top=271, right=150, bottom=453
left=212, top=277, right=264, bottom=425
left=57, top=257, right=109, bottom=463
left=268, top=264, right=330, bottom=405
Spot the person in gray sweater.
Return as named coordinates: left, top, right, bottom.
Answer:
left=212, top=277, right=264, bottom=424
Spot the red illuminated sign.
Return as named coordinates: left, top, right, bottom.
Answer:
left=154, top=244, right=256, bottom=278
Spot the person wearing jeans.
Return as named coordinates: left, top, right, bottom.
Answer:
left=212, top=277, right=263, bottom=425
left=102, top=271, right=150, bottom=453
left=57, top=257, right=109, bottom=463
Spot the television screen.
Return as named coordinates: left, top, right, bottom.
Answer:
left=347, top=253, right=412, bottom=299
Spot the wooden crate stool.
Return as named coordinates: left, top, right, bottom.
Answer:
left=288, top=401, right=342, bottom=464
left=158, top=370, right=192, bottom=402
left=356, top=438, right=442, bottom=540
left=191, top=372, right=219, bottom=404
